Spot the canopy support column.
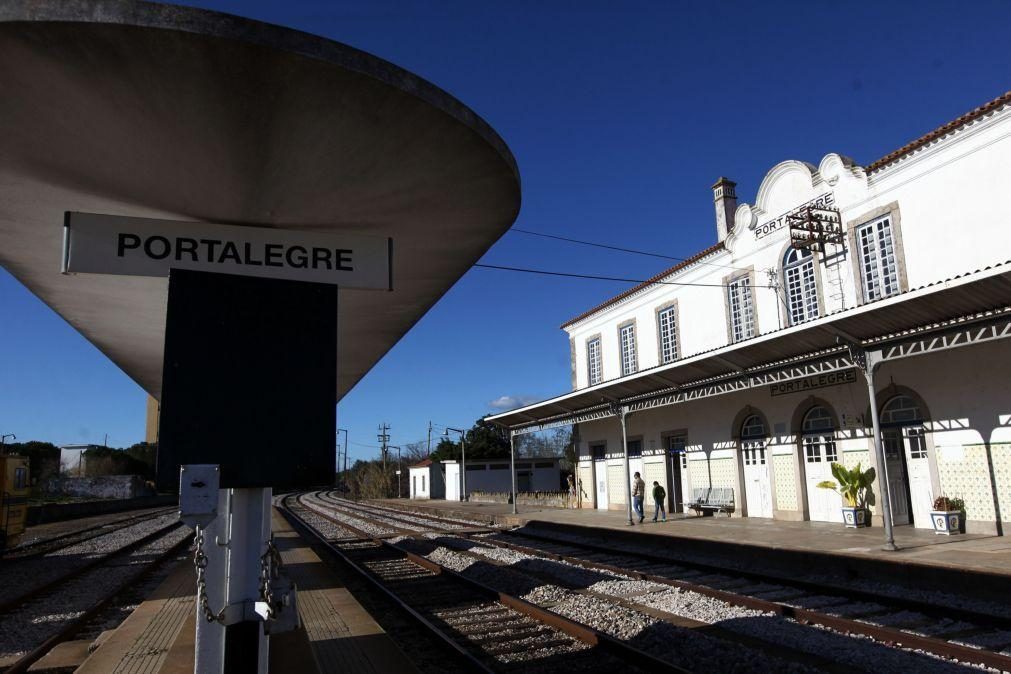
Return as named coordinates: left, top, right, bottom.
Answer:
left=851, top=347, right=898, bottom=551
left=614, top=404, right=633, bottom=526
left=509, top=431, right=518, bottom=515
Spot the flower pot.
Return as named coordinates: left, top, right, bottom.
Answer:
left=841, top=506, right=869, bottom=528
left=931, top=510, right=965, bottom=535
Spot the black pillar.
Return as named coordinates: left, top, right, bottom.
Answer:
left=156, top=269, right=337, bottom=490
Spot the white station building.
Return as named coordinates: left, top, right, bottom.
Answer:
left=410, top=457, right=563, bottom=501
left=490, top=91, right=1011, bottom=536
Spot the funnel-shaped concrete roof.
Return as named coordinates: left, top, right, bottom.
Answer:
left=0, top=1, right=520, bottom=401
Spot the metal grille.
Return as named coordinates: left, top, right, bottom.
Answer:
left=784, top=248, right=819, bottom=325
left=728, top=276, right=755, bottom=342
left=620, top=324, right=637, bottom=376
left=587, top=338, right=602, bottom=385
left=858, top=216, right=899, bottom=301
left=657, top=306, right=678, bottom=364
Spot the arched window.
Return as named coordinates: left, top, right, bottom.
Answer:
left=784, top=248, right=819, bottom=325
left=802, top=405, right=837, bottom=463
left=881, top=395, right=926, bottom=459
left=740, top=414, right=767, bottom=467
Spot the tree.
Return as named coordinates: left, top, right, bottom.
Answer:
left=430, top=418, right=510, bottom=461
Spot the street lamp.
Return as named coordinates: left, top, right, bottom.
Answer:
left=443, top=427, right=467, bottom=501
left=0, top=433, right=15, bottom=445
left=388, top=445, right=402, bottom=498
left=337, top=428, right=349, bottom=496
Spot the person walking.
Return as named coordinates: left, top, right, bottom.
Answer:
left=631, top=472, right=646, bottom=523
left=652, top=480, right=667, bottom=522
left=567, top=474, right=576, bottom=509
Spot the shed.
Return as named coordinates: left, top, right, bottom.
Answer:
left=408, top=459, right=444, bottom=500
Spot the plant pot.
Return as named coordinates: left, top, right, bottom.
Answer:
left=841, top=506, right=869, bottom=528
left=930, top=510, right=965, bottom=535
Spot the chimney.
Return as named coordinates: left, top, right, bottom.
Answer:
left=712, top=177, right=737, bottom=241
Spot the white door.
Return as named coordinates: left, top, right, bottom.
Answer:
left=742, top=442, right=773, bottom=518
left=804, top=436, right=843, bottom=522
left=904, top=427, right=932, bottom=528
left=595, top=460, right=608, bottom=510
left=881, top=430, right=911, bottom=525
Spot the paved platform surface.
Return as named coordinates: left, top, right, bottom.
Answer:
left=75, top=508, right=416, bottom=673
left=376, top=498, right=1011, bottom=577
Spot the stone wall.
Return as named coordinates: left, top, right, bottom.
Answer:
left=469, top=490, right=570, bottom=508
left=45, top=475, right=153, bottom=500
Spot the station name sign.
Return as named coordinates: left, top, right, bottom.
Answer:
left=769, top=369, right=857, bottom=397
left=754, top=192, right=835, bottom=240
left=62, top=212, right=392, bottom=290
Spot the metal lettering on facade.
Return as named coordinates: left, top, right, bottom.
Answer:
left=754, top=193, right=836, bottom=239
left=62, top=212, right=392, bottom=290
left=768, top=368, right=856, bottom=396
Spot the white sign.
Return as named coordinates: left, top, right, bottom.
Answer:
left=62, top=212, right=392, bottom=290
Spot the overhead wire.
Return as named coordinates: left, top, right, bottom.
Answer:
left=509, top=227, right=751, bottom=272
left=473, top=263, right=778, bottom=289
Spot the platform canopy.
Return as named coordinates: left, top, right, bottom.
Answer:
left=0, top=1, right=520, bottom=401
left=488, top=262, right=1011, bottom=432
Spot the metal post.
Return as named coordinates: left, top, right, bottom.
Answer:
left=461, top=433, right=467, bottom=502
left=509, top=431, right=517, bottom=515
left=618, top=406, right=633, bottom=526
left=854, top=348, right=897, bottom=551
left=397, top=447, right=402, bottom=498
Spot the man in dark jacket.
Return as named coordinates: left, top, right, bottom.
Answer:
left=652, top=481, right=667, bottom=522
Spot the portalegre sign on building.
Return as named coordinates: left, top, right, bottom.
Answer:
left=62, top=212, right=393, bottom=290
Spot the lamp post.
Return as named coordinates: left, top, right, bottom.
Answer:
left=443, top=427, right=467, bottom=502
left=337, top=428, right=349, bottom=496
left=0, top=433, right=15, bottom=445
left=388, top=445, right=402, bottom=498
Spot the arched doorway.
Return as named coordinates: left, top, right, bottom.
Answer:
left=740, top=414, right=773, bottom=518
left=880, top=394, right=931, bottom=528
left=801, top=406, right=842, bottom=522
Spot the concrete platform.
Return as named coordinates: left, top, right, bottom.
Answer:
left=74, top=509, right=416, bottom=673
left=377, top=498, right=1011, bottom=599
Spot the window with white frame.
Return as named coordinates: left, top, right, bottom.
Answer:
left=856, top=215, right=899, bottom=302
left=727, top=275, right=755, bottom=343
left=657, top=306, right=678, bottom=364
left=784, top=248, right=819, bottom=325
left=587, top=337, right=602, bottom=386
left=619, top=324, right=637, bottom=376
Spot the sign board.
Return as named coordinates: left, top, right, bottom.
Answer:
left=753, top=192, right=835, bottom=239
left=769, top=368, right=857, bottom=397
left=62, top=212, right=392, bottom=290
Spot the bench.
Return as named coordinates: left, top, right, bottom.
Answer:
left=682, top=487, right=735, bottom=517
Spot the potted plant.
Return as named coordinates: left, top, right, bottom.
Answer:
left=930, top=496, right=966, bottom=535
left=816, top=462, right=876, bottom=528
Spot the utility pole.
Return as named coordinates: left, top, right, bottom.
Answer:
left=378, top=423, right=390, bottom=496
left=427, top=421, right=432, bottom=456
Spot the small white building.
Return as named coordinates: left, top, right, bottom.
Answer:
left=489, top=91, right=1011, bottom=536
left=408, top=459, right=445, bottom=500
left=443, top=457, right=563, bottom=501
left=59, top=444, right=91, bottom=477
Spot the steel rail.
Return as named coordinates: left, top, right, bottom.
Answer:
left=3, top=506, right=178, bottom=559
left=281, top=494, right=494, bottom=673
left=314, top=492, right=493, bottom=534
left=470, top=529, right=1011, bottom=672
left=0, top=520, right=183, bottom=616
left=4, top=528, right=193, bottom=674
left=287, top=492, right=689, bottom=673
left=324, top=491, right=493, bottom=529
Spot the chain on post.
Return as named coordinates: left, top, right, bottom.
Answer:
left=194, top=526, right=226, bottom=624
left=258, top=536, right=285, bottom=618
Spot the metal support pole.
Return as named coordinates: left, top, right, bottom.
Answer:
left=618, top=406, right=633, bottom=526
left=854, top=348, right=898, bottom=551
left=509, top=431, right=517, bottom=515
left=461, top=434, right=467, bottom=502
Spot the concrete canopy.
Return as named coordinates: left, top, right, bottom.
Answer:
left=0, top=1, right=520, bottom=401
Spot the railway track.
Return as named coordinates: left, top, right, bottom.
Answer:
left=0, top=518, right=192, bottom=674
left=2, top=506, right=178, bottom=560
left=314, top=493, right=1011, bottom=672
left=283, top=492, right=684, bottom=673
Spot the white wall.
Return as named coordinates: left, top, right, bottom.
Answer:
left=409, top=465, right=444, bottom=500
left=565, top=104, right=1011, bottom=391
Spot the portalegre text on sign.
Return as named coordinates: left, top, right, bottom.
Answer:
left=62, top=212, right=392, bottom=290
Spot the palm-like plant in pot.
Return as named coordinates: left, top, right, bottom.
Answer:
left=816, top=462, right=876, bottom=528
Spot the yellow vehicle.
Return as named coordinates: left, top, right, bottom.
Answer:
left=1, top=454, right=30, bottom=550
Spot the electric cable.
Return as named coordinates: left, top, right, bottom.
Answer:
left=473, top=263, right=777, bottom=289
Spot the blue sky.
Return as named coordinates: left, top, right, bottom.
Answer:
left=2, top=1, right=1009, bottom=462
